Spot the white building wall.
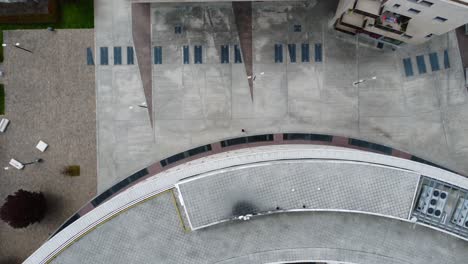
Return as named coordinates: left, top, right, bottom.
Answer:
left=331, top=0, right=357, bottom=23
left=383, top=0, right=468, bottom=44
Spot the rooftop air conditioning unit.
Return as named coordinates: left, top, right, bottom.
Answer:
left=451, top=198, right=468, bottom=229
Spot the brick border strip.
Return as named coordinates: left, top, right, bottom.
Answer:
left=49, top=132, right=462, bottom=238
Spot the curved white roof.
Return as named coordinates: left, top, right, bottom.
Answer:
left=25, top=145, right=468, bottom=264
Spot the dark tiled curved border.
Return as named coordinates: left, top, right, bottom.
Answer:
left=50, top=133, right=461, bottom=238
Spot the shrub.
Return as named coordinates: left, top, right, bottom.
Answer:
left=62, top=165, right=80, bottom=176
left=0, top=189, right=47, bottom=228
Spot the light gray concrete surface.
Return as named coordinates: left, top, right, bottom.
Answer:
left=95, top=0, right=158, bottom=192
left=50, top=191, right=468, bottom=264
left=149, top=1, right=468, bottom=176
left=177, top=160, right=420, bottom=229
left=97, top=0, right=468, bottom=192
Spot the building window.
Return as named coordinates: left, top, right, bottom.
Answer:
left=293, top=24, right=302, bottom=32
left=175, top=26, right=182, bottom=34
left=420, top=1, right=433, bottom=7
left=425, top=33, right=433, bottom=38
left=407, top=0, right=418, bottom=2
left=408, top=8, right=421, bottom=14
left=402, top=34, right=412, bottom=39
left=434, top=16, right=447, bottom=22
left=393, top=4, right=401, bottom=8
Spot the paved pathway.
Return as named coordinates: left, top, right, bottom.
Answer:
left=96, top=0, right=468, bottom=194
left=50, top=191, right=468, bottom=264
left=95, top=0, right=157, bottom=192
left=0, top=29, right=96, bottom=263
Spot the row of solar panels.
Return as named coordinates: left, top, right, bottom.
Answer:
left=402, top=50, right=450, bottom=77
left=50, top=133, right=457, bottom=238
left=155, top=45, right=243, bottom=65
left=275, top=43, right=322, bottom=63
left=87, top=47, right=135, bottom=66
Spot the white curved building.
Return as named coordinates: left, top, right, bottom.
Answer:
left=25, top=143, right=468, bottom=264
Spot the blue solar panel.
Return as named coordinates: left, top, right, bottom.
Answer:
left=114, top=47, right=122, bottom=65
left=234, top=45, right=242, bottom=63
left=183, top=45, right=189, bottom=64
left=194, top=45, right=202, bottom=64
left=288, top=44, right=296, bottom=63
left=86, top=47, right=94, bottom=65
left=274, top=44, right=283, bottom=63
left=154, top=46, right=162, bottom=64
left=127, top=47, right=134, bottom=65
left=100, top=47, right=108, bottom=65
left=221, top=45, right=229, bottom=63
left=301, top=43, right=309, bottom=62
left=444, top=49, right=450, bottom=69
left=402, top=58, right=414, bottom=77
left=429, top=52, right=440, bottom=71
left=416, top=55, right=426, bottom=74
left=315, top=43, right=322, bottom=62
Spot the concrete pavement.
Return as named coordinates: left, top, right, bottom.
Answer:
left=50, top=191, right=468, bottom=264
left=95, top=0, right=468, bottom=194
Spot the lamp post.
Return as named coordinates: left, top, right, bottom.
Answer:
left=2, top=42, right=33, bottom=54
left=353, top=76, right=377, bottom=86
left=138, top=102, right=148, bottom=109
left=129, top=102, right=148, bottom=110
left=23, top=158, right=43, bottom=166
left=247, top=72, right=265, bottom=81
left=4, top=158, right=43, bottom=171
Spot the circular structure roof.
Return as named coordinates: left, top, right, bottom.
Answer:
left=25, top=144, right=468, bottom=264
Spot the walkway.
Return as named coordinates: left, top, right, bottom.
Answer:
left=49, top=192, right=468, bottom=264
left=0, top=29, right=96, bottom=262
left=94, top=0, right=157, bottom=191
left=24, top=144, right=468, bottom=263
left=96, top=0, right=468, bottom=199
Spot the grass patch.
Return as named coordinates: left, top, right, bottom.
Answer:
left=0, top=0, right=94, bottom=62
left=0, top=84, right=4, bottom=115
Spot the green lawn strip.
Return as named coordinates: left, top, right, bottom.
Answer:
left=0, top=0, right=94, bottom=62
left=0, top=84, right=5, bottom=115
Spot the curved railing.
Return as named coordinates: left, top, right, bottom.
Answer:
left=50, top=133, right=462, bottom=238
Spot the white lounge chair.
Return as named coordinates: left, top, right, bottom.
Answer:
left=9, top=159, right=24, bottom=170
left=0, top=118, right=9, bottom=133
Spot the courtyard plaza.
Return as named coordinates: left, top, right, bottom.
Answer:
left=95, top=0, right=468, bottom=193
